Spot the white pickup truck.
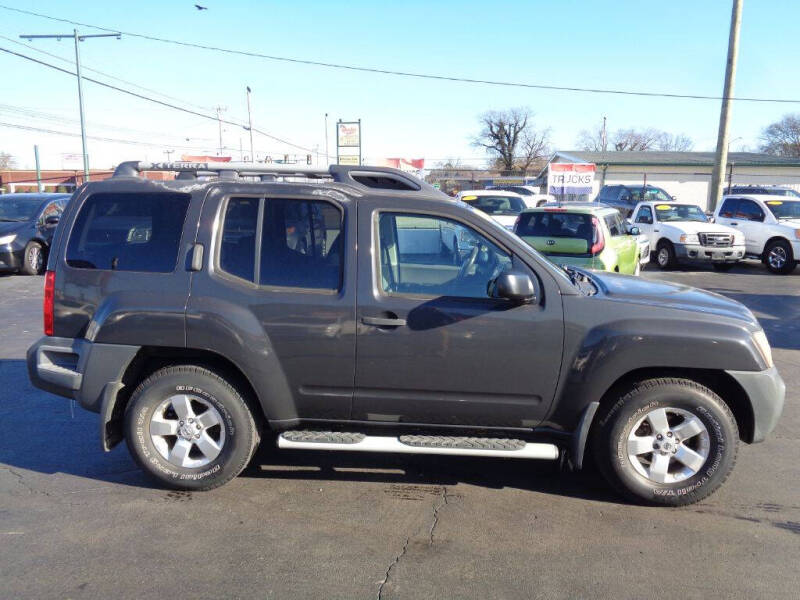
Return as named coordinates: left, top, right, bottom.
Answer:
left=631, top=201, right=745, bottom=270
left=714, top=194, right=800, bottom=274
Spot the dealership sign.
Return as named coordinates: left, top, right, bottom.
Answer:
left=337, top=119, right=361, bottom=165
left=547, top=163, right=596, bottom=195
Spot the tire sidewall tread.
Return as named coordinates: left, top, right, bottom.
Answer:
left=593, top=377, right=739, bottom=506
left=124, top=365, right=259, bottom=491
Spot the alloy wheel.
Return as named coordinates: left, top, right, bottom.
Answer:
left=149, top=394, right=226, bottom=468
left=768, top=246, right=787, bottom=269
left=626, top=407, right=710, bottom=484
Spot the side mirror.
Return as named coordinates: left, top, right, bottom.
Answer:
left=490, top=271, right=537, bottom=304
left=628, top=226, right=640, bottom=236
left=45, top=215, right=60, bottom=226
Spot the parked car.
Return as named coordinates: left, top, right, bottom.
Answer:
left=595, top=184, right=674, bottom=218
left=456, top=190, right=528, bottom=229
left=488, top=185, right=554, bottom=207
left=0, top=193, right=71, bottom=275
left=631, top=201, right=745, bottom=271
left=514, top=204, right=642, bottom=275
left=727, top=185, right=800, bottom=199
left=27, top=161, right=784, bottom=506
left=714, top=194, right=800, bottom=274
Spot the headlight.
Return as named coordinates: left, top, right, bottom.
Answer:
left=752, top=329, right=774, bottom=369
left=0, top=234, right=17, bottom=245
left=679, top=234, right=699, bottom=244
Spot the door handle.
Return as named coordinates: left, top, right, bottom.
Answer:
left=362, top=315, right=406, bottom=327
left=730, top=222, right=738, bottom=226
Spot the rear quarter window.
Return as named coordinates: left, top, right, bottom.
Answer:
left=66, top=192, right=190, bottom=272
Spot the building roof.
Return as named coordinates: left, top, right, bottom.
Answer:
left=552, top=151, right=800, bottom=168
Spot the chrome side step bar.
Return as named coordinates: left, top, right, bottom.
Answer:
left=277, top=431, right=559, bottom=460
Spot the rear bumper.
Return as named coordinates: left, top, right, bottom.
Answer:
left=726, top=366, right=785, bottom=443
left=675, top=243, right=745, bottom=263
left=27, top=336, right=139, bottom=413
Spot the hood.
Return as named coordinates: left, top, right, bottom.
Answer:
left=661, top=221, right=737, bottom=235
left=0, top=221, right=28, bottom=237
left=588, top=270, right=759, bottom=327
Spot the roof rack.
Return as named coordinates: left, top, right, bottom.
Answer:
left=112, top=161, right=443, bottom=194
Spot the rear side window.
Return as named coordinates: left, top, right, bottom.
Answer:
left=66, top=193, right=190, bottom=272
left=719, top=198, right=738, bottom=218
left=218, top=197, right=343, bottom=290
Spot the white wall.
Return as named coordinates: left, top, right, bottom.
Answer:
left=594, top=165, right=800, bottom=211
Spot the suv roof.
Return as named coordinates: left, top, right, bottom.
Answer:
left=110, top=160, right=445, bottom=199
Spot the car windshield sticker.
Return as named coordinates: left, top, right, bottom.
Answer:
left=767, top=201, right=783, bottom=205
left=655, top=204, right=671, bottom=210
left=462, top=195, right=477, bottom=201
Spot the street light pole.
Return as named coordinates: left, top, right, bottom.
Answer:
left=214, top=106, right=226, bottom=156
left=246, top=86, right=255, bottom=162
left=20, top=29, right=120, bottom=183
left=324, top=113, right=329, bottom=165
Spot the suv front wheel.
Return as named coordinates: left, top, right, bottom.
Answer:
left=124, top=365, right=260, bottom=490
left=592, top=378, right=738, bottom=506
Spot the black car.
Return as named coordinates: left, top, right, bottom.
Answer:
left=727, top=185, right=800, bottom=198
left=595, top=184, right=673, bottom=218
left=0, top=193, right=71, bottom=275
left=26, top=161, right=784, bottom=506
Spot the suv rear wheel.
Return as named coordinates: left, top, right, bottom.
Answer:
left=592, top=378, right=738, bottom=506
left=124, top=365, right=260, bottom=490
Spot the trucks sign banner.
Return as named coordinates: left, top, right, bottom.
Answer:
left=547, top=163, right=596, bottom=196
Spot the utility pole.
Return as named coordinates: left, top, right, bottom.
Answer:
left=215, top=106, right=226, bottom=156
left=163, top=149, right=174, bottom=162
left=246, top=87, right=255, bottom=163
left=34, top=145, right=43, bottom=192
left=20, top=29, right=120, bottom=183
left=601, top=116, right=608, bottom=152
left=709, top=0, right=743, bottom=213
left=324, top=113, right=329, bottom=165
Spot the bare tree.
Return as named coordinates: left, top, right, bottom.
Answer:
left=656, top=132, right=694, bottom=151
left=474, top=108, right=550, bottom=174
left=576, top=126, right=693, bottom=152
left=760, top=114, right=800, bottom=157
left=0, top=152, right=15, bottom=169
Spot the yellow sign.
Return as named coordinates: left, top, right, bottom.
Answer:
left=338, top=155, right=359, bottom=165
left=655, top=204, right=672, bottom=210
left=767, top=201, right=783, bottom=205
left=462, top=195, right=478, bottom=201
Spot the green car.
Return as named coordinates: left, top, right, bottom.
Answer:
left=514, top=204, right=641, bottom=275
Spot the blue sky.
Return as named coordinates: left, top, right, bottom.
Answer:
left=1, top=0, right=799, bottom=170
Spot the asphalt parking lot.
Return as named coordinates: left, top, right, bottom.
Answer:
left=1, top=261, right=798, bottom=599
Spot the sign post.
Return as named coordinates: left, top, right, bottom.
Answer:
left=336, top=119, right=361, bottom=165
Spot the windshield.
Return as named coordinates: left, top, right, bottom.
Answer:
left=735, top=187, right=800, bottom=198
left=0, top=197, right=41, bottom=221
left=764, top=199, right=800, bottom=220
left=654, top=203, right=708, bottom=223
left=517, top=211, right=594, bottom=240
left=462, top=195, right=525, bottom=216
left=630, top=187, right=671, bottom=203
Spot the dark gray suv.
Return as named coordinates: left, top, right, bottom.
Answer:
left=27, top=161, right=784, bottom=506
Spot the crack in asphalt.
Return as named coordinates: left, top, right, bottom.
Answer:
left=1, top=466, right=48, bottom=496
left=376, top=535, right=410, bottom=600
left=428, top=486, right=450, bottom=546
left=377, top=486, right=452, bottom=599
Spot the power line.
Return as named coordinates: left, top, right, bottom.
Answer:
left=0, top=32, right=215, bottom=112
left=0, top=45, right=318, bottom=153
left=2, top=3, right=800, bottom=104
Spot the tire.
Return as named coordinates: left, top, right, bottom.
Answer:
left=712, top=263, right=735, bottom=272
left=763, top=239, right=796, bottom=275
left=655, top=241, right=676, bottom=270
left=21, top=241, right=45, bottom=275
left=124, top=365, right=260, bottom=490
left=592, top=378, right=738, bottom=506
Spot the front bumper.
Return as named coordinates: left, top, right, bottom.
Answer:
left=0, top=245, right=23, bottom=272
left=726, top=366, right=785, bottom=443
left=27, top=336, right=139, bottom=413
left=675, top=243, right=746, bottom=263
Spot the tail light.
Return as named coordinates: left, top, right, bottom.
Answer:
left=590, top=217, right=605, bottom=255
left=43, top=270, right=55, bottom=336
